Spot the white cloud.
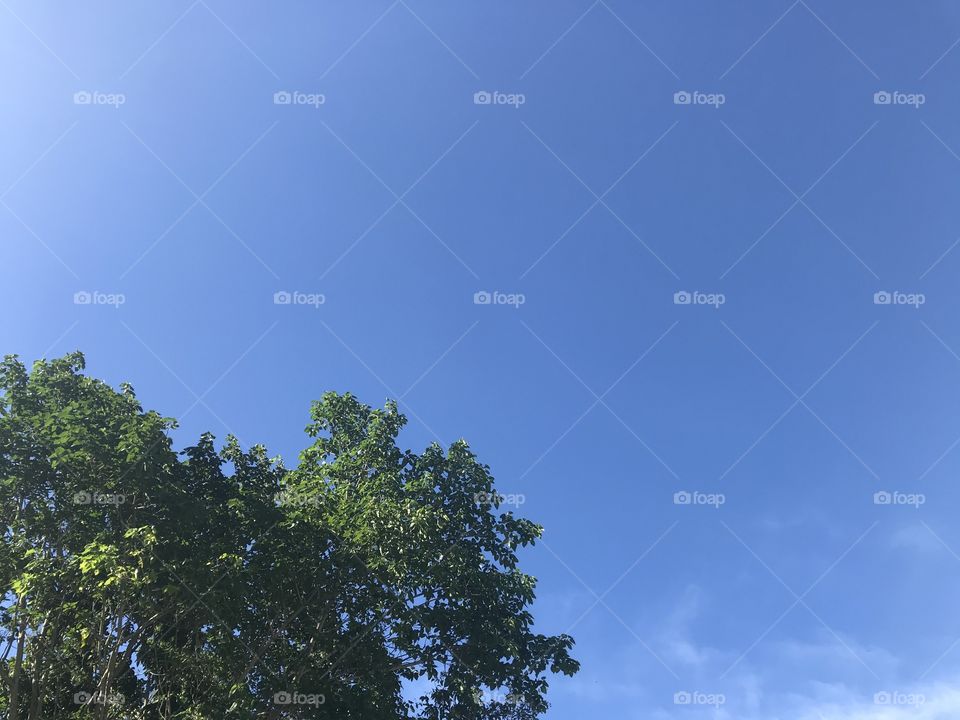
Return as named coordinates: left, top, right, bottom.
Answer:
left=549, top=582, right=960, bottom=720
left=889, top=524, right=943, bottom=554
left=789, top=681, right=960, bottom=720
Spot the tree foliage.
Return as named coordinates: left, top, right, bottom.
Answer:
left=0, top=352, right=577, bottom=719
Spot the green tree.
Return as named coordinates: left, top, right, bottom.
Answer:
left=0, top=353, right=577, bottom=719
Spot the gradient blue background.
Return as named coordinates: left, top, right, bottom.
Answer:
left=3, top=2, right=960, bottom=717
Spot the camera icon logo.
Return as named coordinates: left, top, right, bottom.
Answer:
left=273, top=692, right=292, bottom=705
left=473, top=291, right=492, bottom=305
left=673, top=291, right=691, bottom=305
left=474, top=91, right=492, bottom=105
left=674, top=691, right=692, bottom=704
left=873, top=91, right=892, bottom=105
left=474, top=491, right=502, bottom=506
left=873, top=291, right=891, bottom=305
left=73, top=691, right=92, bottom=704
left=74, top=290, right=92, bottom=305
left=873, top=491, right=892, bottom=505
left=673, top=91, right=691, bottom=105
left=73, top=91, right=92, bottom=105
left=274, top=291, right=292, bottom=305
left=274, top=91, right=292, bottom=105
left=73, top=491, right=92, bottom=505
left=874, top=691, right=891, bottom=705
left=673, top=491, right=692, bottom=505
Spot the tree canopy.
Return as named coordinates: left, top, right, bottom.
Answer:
left=0, top=352, right=577, bottom=719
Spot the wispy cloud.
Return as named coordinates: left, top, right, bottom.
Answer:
left=550, top=583, right=959, bottom=720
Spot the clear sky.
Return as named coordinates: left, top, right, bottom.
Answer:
left=4, top=2, right=960, bottom=718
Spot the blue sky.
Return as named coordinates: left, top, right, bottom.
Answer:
left=4, top=1, right=960, bottom=717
